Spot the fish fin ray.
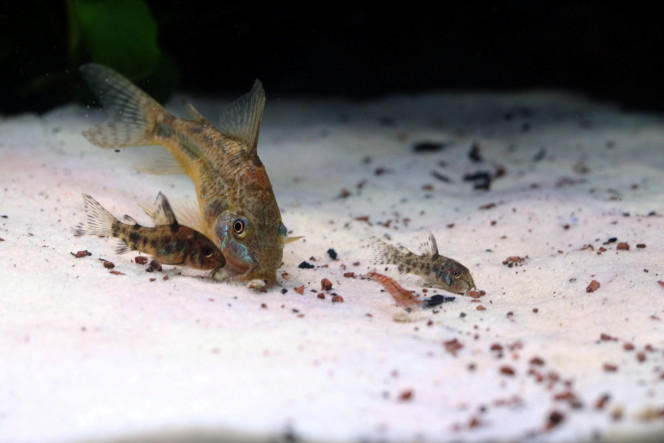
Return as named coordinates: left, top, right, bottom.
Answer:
left=73, top=194, right=117, bottom=237
left=217, top=79, right=265, bottom=154
left=115, top=240, right=131, bottom=254
left=79, top=63, right=164, bottom=148
left=152, top=192, right=177, bottom=226
left=170, top=198, right=206, bottom=233
left=284, top=235, right=304, bottom=245
left=133, top=147, right=186, bottom=175
left=122, top=215, right=138, bottom=225
left=419, top=232, right=439, bottom=256
left=182, top=100, right=208, bottom=122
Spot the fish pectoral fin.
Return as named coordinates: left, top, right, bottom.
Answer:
left=122, top=215, right=138, bottom=225
left=217, top=79, right=265, bottom=154
left=170, top=198, right=207, bottom=234
left=115, top=241, right=130, bottom=254
left=284, top=235, right=304, bottom=245
left=133, top=147, right=186, bottom=175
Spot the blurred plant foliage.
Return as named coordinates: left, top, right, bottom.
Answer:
left=1, top=0, right=178, bottom=113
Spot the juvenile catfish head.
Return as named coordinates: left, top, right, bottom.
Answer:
left=431, top=257, right=476, bottom=295
left=212, top=202, right=285, bottom=287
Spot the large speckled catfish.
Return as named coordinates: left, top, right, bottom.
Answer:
left=79, top=63, right=288, bottom=288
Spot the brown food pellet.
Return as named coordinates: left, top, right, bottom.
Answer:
left=586, top=280, right=600, bottom=292
left=623, top=342, right=635, bottom=351
left=317, top=293, right=325, bottom=299
left=331, top=295, right=344, bottom=303
left=398, top=389, right=413, bottom=402
left=468, top=290, right=483, bottom=298
left=162, top=275, right=169, bottom=281
left=109, top=270, right=125, bottom=276
left=595, top=393, right=611, bottom=410
left=135, top=256, right=148, bottom=265
left=636, top=243, right=646, bottom=249
left=616, top=242, right=629, bottom=250
left=530, top=357, right=545, bottom=366
left=476, top=305, right=486, bottom=311
left=532, top=308, right=539, bottom=313
left=443, top=338, right=463, bottom=357
left=636, top=352, right=646, bottom=363
left=321, top=278, right=333, bottom=291
left=603, top=363, right=618, bottom=372
left=294, top=285, right=305, bottom=295
left=343, top=272, right=356, bottom=278
left=479, top=203, right=496, bottom=210
left=149, top=277, right=156, bottom=282
left=658, top=281, right=664, bottom=288
left=102, top=260, right=115, bottom=269
left=546, top=410, right=565, bottom=430
left=72, top=250, right=91, bottom=258
left=499, top=365, right=515, bottom=376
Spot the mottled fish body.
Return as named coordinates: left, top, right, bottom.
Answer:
left=73, top=192, right=226, bottom=271
left=79, top=63, right=286, bottom=287
left=371, top=232, right=476, bottom=295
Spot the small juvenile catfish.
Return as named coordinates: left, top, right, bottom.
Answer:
left=73, top=193, right=226, bottom=271
left=371, top=232, right=476, bottom=295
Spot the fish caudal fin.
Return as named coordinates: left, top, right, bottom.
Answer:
left=368, top=236, right=402, bottom=266
left=79, top=63, right=165, bottom=148
left=73, top=194, right=118, bottom=237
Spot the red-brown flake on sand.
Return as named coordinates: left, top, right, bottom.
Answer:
left=586, top=280, right=600, bottom=292
left=321, top=278, right=333, bottom=291
left=331, top=295, right=344, bottom=303
left=545, top=410, right=565, bottom=431
left=135, top=256, right=148, bottom=265
left=294, top=285, right=305, bottom=295
left=595, top=393, right=611, bottom=410
left=476, top=305, right=486, bottom=311
left=603, top=362, right=618, bottom=372
left=658, top=281, right=664, bottom=288
left=468, top=290, right=484, bottom=298
left=101, top=260, right=115, bottom=269
left=343, top=272, right=356, bottom=278
left=109, top=270, right=125, bottom=276
left=397, top=389, right=414, bottom=402
left=616, top=242, right=630, bottom=250
left=502, top=256, right=527, bottom=267
left=530, top=356, right=545, bottom=366
left=499, top=365, right=516, bottom=376
left=72, top=250, right=91, bottom=258
left=443, top=339, right=464, bottom=357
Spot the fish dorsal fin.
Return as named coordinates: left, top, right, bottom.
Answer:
left=122, top=215, right=138, bottom=225
left=419, top=232, right=440, bottom=257
left=151, top=192, right=177, bottom=226
left=182, top=100, right=208, bottom=123
left=217, top=80, right=265, bottom=154
left=133, top=147, right=186, bottom=175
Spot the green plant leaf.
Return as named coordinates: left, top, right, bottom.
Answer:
left=72, top=0, right=160, bottom=79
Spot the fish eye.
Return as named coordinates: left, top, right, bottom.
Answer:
left=453, top=271, right=460, bottom=278
left=232, top=217, right=248, bottom=238
left=201, top=246, right=215, bottom=258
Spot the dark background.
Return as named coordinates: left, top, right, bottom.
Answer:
left=2, top=2, right=664, bottom=114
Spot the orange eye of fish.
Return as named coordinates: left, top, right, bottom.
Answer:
left=233, top=218, right=247, bottom=237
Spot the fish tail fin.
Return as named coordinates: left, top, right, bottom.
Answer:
left=368, top=236, right=403, bottom=266
left=73, top=194, right=118, bottom=237
left=79, top=63, right=167, bottom=148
